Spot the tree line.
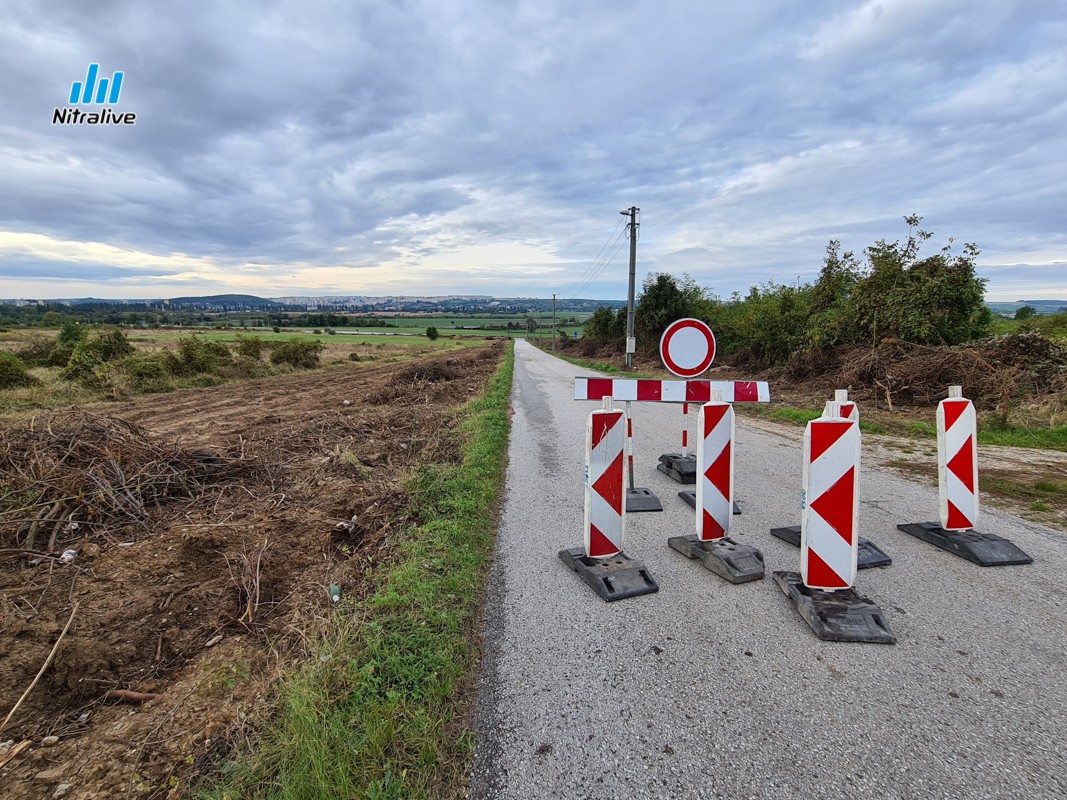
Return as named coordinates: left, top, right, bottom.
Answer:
left=580, top=216, right=996, bottom=367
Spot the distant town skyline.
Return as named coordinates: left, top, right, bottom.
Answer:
left=2, top=2, right=1065, bottom=302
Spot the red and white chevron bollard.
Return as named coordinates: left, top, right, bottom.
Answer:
left=584, top=398, right=627, bottom=558
left=834, top=389, right=858, bottom=423
left=696, top=398, right=734, bottom=541
left=801, top=400, right=860, bottom=590
left=938, top=386, right=978, bottom=530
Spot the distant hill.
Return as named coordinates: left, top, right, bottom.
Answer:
left=985, top=300, right=1067, bottom=316
left=167, top=294, right=280, bottom=306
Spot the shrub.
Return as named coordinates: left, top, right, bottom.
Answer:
left=90, top=327, right=135, bottom=361
left=270, top=339, right=323, bottom=369
left=165, top=336, right=233, bottom=376
left=61, top=343, right=108, bottom=387
left=15, top=335, right=59, bottom=367
left=121, top=353, right=173, bottom=393
left=426, top=326, right=439, bottom=340
left=234, top=335, right=265, bottom=360
left=0, top=351, right=38, bottom=389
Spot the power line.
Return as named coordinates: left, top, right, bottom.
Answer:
left=557, top=217, right=627, bottom=300
left=559, top=223, right=628, bottom=300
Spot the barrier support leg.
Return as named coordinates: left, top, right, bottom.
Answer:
left=656, top=403, right=698, bottom=484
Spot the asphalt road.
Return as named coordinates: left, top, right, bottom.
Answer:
left=469, top=340, right=1066, bottom=800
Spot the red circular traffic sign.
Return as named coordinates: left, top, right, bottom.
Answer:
left=659, top=318, right=716, bottom=378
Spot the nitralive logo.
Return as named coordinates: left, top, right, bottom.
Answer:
left=52, top=63, right=136, bottom=125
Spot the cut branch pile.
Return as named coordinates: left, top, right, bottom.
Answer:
left=0, top=412, right=264, bottom=552
left=835, top=332, right=1067, bottom=410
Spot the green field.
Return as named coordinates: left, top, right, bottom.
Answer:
left=124, top=329, right=480, bottom=348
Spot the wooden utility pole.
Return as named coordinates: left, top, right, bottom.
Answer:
left=621, top=206, right=639, bottom=369
left=552, top=294, right=557, bottom=350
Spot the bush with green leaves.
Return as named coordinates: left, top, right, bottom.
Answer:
left=581, top=306, right=625, bottom=346
left=270, top=338, right=323, bottom=369
left=164, top=336, right=233, bottom=376
left=0, top=351, right=38, bottom=389
left=43, top=320, right=90, bottom=367
left=121, top=353, right=173, bottom=393
left=807, top=216, right=990, bottom=349
left=426, top=326, right=439, bottom=340
left=233, top=335, right=265, bottom=360
left=15, top=335, right=60, bottom=367
left=60, top=327, right=134, bottom=386
left=634, top=273, right=701, bottom=349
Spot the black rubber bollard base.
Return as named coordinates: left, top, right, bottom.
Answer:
left=558, top=547, right=659, bottom=601
left=667, top=535, right=764, bottom=583
left=656, top=453, right=696, bottom=484
left=769, top=526, right=892, bottom=569
left=896, top=522, right=1032, bottom=566
left=773, top=571, right=896, bottom=644
left=626, top=487, right=663, bottom=513
left=678, top=491, right=741, bottom=515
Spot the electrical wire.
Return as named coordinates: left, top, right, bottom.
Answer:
left=557, top=219, right=629, bottom=300
left=556, top=218, right=624, bottom=300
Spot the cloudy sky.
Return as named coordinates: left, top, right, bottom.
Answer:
left=2, top=0, right=1065, bottom=302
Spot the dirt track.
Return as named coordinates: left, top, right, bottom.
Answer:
left=0, top=343, right=504, bottom=799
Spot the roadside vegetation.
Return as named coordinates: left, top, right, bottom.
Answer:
left=201, top=344, right=514, bottom=800
left=565, top=216, right=1067, bottom=438
left=0, top=326, right=474, bottom=416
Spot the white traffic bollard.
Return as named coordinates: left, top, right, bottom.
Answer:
left=801, top=400, right=860, bottom=590
left=937, top=386, right=978, bottom=531
left=696, top=392, right=734, bottom=541
left=584, top=397, right=627, bottom=558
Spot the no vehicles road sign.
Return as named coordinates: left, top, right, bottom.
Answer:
left=660, top=318, right=716, bottom=378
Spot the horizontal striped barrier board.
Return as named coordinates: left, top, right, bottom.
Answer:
left=574, top=378, right=770, bottom=403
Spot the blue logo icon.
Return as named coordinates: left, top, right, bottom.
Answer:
left=69, top=63, right=123, bottom=105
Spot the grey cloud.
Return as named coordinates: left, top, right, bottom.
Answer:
left=0, top=0, right=1065, bottom=300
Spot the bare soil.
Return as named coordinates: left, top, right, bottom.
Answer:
left=0, top=342, right=505, bottom=799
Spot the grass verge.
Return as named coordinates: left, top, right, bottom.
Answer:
left=200, top=344, right=514, bottom=800
left=547, top=349, right=652, bottom=380
left=887, top=459, right=1067, bottom=531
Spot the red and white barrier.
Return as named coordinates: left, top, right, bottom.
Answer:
left=696, top=399, right=734, bottom=541
left=834, top=389, right=858, bottom=423
left=938, top=386, right=979, bottom=531
left=801, top=401, right=860, bottom=590
left=584, top=400, right=627, bottom=558
left=574, top=378, right=770, bottom=403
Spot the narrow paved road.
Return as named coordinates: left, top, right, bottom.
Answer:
left=469, top=341, right=1066, bottom=800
